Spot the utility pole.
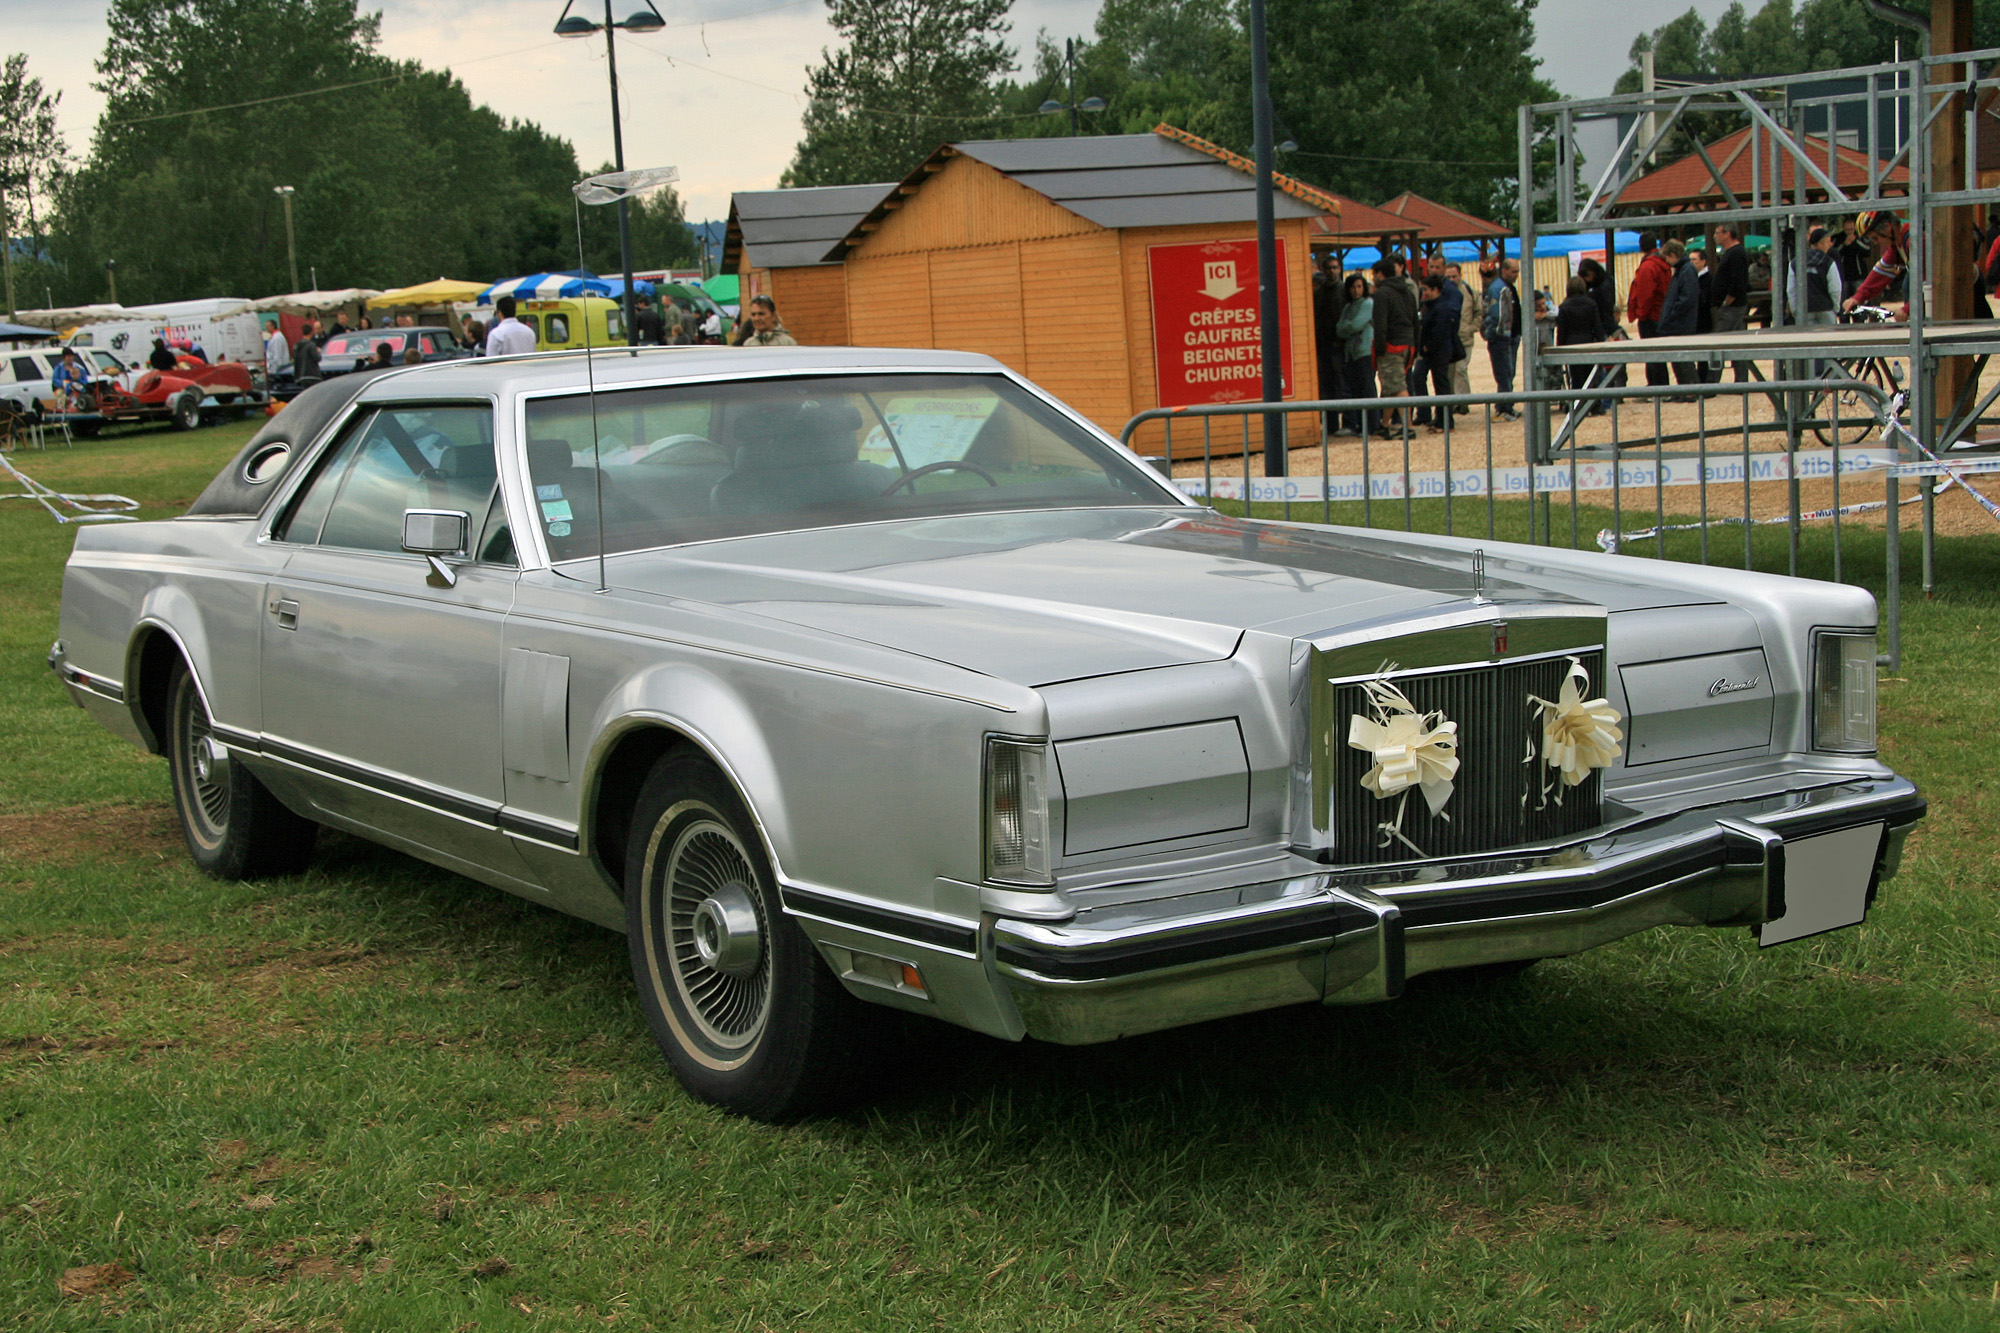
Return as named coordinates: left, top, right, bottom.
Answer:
left=274, top=186, right=299, bottom=292
left=1250, top=0, right=1284, bottom=478
left=105, top=259, right=118, bottom=304
left=2, top=197, right=15, bottom=321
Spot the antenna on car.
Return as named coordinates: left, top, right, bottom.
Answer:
left=571, top=165, right=678, bottom=594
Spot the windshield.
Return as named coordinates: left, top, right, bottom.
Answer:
left=522, top=373, right=1173, bottom=561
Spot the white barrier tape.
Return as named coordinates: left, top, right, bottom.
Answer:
left=1596, top=493, right=1922, bottom=553
left=0, top=451, right=139, bottom=524
left=1176, top=449, right=1899, bottom=504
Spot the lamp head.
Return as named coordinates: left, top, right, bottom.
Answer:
left=619, top=9, right=665, bottom=31
left=1038, top=99, right=1064, bottom=116
left=1079, top=96, right=1107, bottom=112
left=555, top=14, right=599, bottom=37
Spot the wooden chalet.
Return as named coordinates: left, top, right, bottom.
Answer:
left=827, top=125, right=1339, bottom=455
left=723, top=182, right=896, bottom=347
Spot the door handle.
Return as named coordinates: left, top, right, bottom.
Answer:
left=269, top=597, right=299, bottom=630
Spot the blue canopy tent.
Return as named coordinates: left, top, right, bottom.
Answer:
left=478, top=272, right=657, bottom=304
left=0, top=321, right=53, bottom=342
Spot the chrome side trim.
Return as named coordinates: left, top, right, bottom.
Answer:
left=243, top=731, right=582, bottom=851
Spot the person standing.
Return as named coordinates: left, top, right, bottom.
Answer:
left=1710, top=224, right=1752, bottom=381
left=1483, top=258, right=1523, bottom=420
left=1314, top=257, right=1343, bottom=423
left=263, top=319, right=291, bottom=380
left=1371, top=258, right=1419, bottom=429
left=292, top=320, right=323, bottom=384
left=738, top=295, right=799, bottom=347
left=635, top=298, right=665, bottom=345
left=1654, top=239, right=1702, bottom=398
left=1448, top=262, right=1482, bottom=412
left=1333, top=272, right=1375, bottom=436
left=1413, top=273, right=1463, bottom=431
left=484, top=295, right=537, bottom=357
left=1556, top=277, right=1608, bottom=415
left=1795, top=227, right=1843, bottom=328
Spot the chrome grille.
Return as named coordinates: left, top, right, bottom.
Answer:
left=1326, top=651, right=1605, bottom=865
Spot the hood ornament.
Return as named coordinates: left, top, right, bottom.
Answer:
left=1471, top=548, right=1489, bottom=605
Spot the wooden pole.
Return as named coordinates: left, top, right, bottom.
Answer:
left=1931, top=0, right=1975, bottom=434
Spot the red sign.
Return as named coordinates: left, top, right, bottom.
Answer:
left=1147, top=238, right=1293, bottom=408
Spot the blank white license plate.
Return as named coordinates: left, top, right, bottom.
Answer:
left=1758, top=822, right=1885, bottom=947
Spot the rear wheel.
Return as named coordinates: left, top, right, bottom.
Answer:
left=166, top=665, right=316, bottom=878
left=624, top=750, right=883, bottom=1120
left=1811, top=359, right=1886, bottom=447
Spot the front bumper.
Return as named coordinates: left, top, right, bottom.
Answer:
left=992, top=772, right=1925, bottom=1045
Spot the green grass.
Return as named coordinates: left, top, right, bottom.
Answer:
left=3, top=425, right=1999, bottom=1331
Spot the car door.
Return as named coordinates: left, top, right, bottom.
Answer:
left=260, top=400, right=533, bottom=878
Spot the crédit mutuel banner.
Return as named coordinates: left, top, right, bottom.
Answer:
left=1147, top=238, right=1293, bottom=408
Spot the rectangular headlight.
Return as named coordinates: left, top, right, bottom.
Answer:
left=1812, top=630, right=1877, bottom=753
left=984, top=736, right=1051, bottom=885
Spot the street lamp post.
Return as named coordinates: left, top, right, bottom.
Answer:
left=105, top=258, right=117, bottom=304
left=1037, top=38, right=1106, bottom=135
left=556, top=0, right=666, bottom=347
left=273, top=185, right=299, bottom=292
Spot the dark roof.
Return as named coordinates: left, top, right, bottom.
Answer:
left=831, top=128, right=1332, bottom=259
left=1310, top=195, right=1423, bottom=242
left=1612, top=127, right=1908, bottom=214
left=1376, top=192, right=1510, bottom=242
left=725, top=182, right=898, bottom=271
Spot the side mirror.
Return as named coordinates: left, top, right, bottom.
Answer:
left=402, top=508, right=469, bottom=587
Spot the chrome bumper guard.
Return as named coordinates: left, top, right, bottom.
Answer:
left=992, top=774, right=1925, bottom=1045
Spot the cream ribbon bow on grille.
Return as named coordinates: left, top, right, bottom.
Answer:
left=1347, top=676, right=1459, bottom=854
left=1529, top=658, right=1624, bottom=789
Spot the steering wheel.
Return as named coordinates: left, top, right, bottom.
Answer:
left=881, top=460, right=999, bottom=495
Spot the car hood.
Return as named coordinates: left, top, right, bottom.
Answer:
left=591, top=508, right=1717, bottom=687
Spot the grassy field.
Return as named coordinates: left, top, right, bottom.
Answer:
left=3, top=423, right=1998, bottom=1332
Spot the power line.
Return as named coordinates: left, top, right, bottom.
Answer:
left=1286, top=147, right=1518, bottom=169
left=624, top=42, right=1048, bottom=125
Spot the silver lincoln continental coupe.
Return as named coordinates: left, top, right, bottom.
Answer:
left=52, top=348, right=1924, bottom=1120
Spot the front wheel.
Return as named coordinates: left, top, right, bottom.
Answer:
left=166, top=665, right=316, bottom=878
left=625, top=751, right=884, bottom=1120
left=172, top=392, right=202, bottom=431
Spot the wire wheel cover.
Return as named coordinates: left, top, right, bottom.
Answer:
left=663, top=818, right=771, bottom=1049
left=176, top=686, right=231, bottom=839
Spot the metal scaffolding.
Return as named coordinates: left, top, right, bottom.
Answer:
left=1519, top=47, right=2000, bottom=649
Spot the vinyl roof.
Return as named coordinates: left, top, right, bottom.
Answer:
left=831, top=126, right=1334, bottom=260
left=725, top=182, right=898, bottom=271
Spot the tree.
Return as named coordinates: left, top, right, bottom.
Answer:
left=782, top=0, right=1015, bottom=188
left=999, top=0, right=1555, bottom=223
left=0, top=54, right=67, bottom=316
left=45, top=0, right=594, bottom=306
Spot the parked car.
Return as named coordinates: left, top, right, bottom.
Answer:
left=51, top=348, right=1924, bottom=1121
left=3, top=346, right=138, bottom=430
left=318, top=327, right=467, bottom=376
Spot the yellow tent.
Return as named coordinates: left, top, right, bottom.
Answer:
left=367, top=278, right=488, bottom=309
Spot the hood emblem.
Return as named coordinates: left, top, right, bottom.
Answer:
left=1493, top=621, right=1509, bottom=657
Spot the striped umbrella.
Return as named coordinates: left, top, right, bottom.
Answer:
left=478, top=272, right=656, bottom=303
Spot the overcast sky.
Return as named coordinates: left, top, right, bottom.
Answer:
left=5, top=0, right=1748, bottom=225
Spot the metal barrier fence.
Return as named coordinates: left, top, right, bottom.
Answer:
left=1120, top=378, right=1920, bottom=667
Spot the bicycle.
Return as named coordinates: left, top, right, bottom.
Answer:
left=1809, top=304, right=1905, bottom=447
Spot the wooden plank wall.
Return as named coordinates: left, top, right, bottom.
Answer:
left=848, top=152, right=1101, bottom=256
left=768, top=266, right=849, bottom=346
left=844, top=232, right=1132, bottom=432
left=837, top=152, right=1326, bottom=461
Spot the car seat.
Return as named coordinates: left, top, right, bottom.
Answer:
left=709, top=399, right=894, bottom=515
